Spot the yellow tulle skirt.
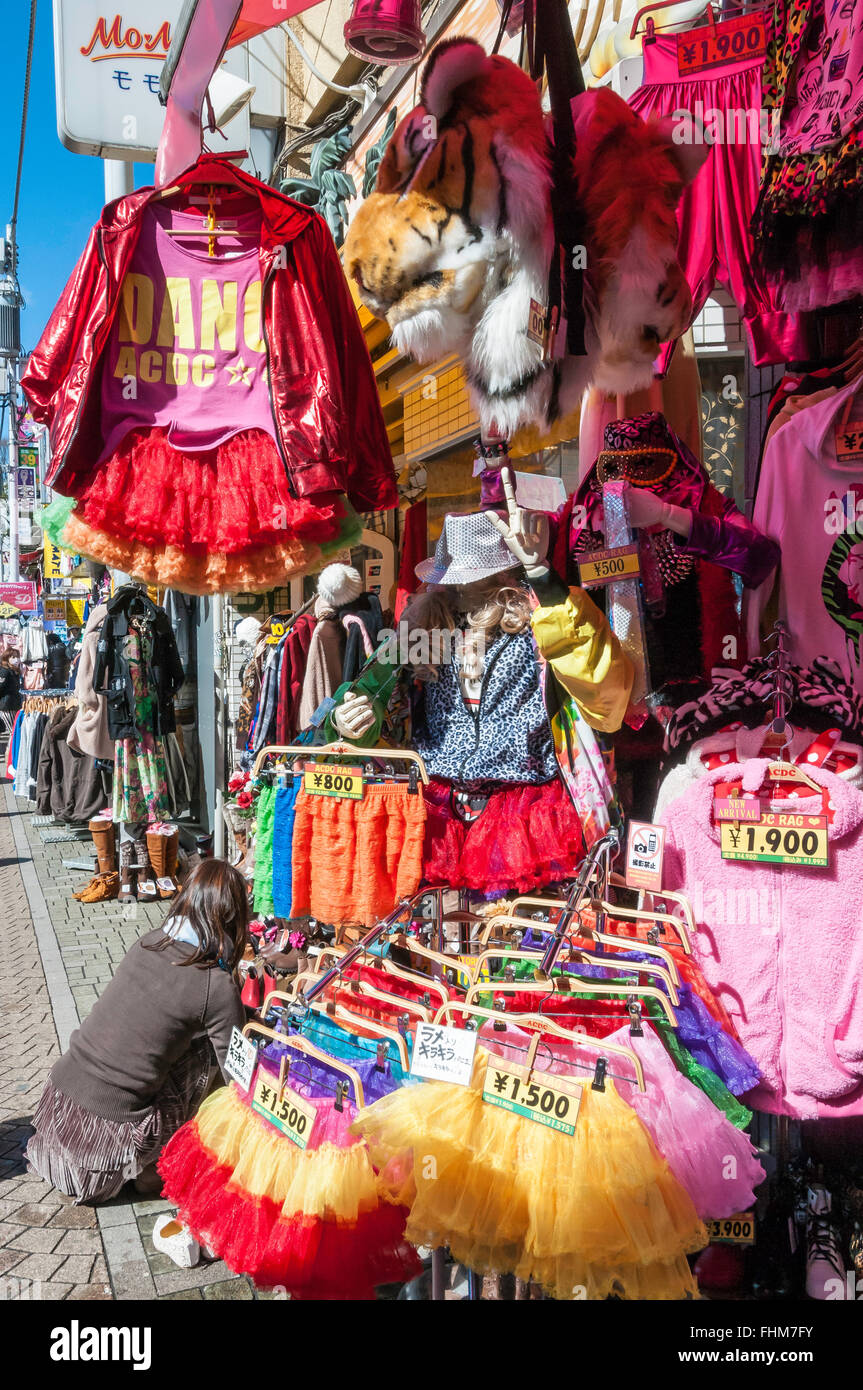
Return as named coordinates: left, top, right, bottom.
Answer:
left=351, top=1054, right=708, bottom=1300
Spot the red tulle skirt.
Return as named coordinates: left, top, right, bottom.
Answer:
left=157, top=1084, right=420, bottom=1299
left=72, top=426, right=343, bottom=553
left=422, top=776, right=587, bottom=895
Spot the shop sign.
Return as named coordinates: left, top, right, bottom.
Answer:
left=53, top=2, right=250, bottom=162
left=16, top=466, right=36, bottom=506
left=410, top=1022, right=477, bottom=1087
left=624, top=820, right=666, bottom=892
left=0, top=603, right=20, bottom=619
left=0, top=581, right=37, bottom=612
left=42, top=598, right=68, bottom=624
left=43, top=538, right=67, bottom=581
left=719, top=815, right=829, bottom=868
left=482, top=1057, right=584, bottom=1136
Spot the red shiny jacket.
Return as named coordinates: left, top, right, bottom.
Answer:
left=22, top=154, right=398, bottom=513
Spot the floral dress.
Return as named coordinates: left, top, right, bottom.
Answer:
left=112, top=617, right=171, bottom=824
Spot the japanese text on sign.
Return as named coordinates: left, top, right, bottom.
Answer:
left=410, top=1022, right=478, bottom=1086
left=224, top=1027, right=257, bottom=1092
left=624, top=820, right=666, bottom=892
left=482, top=1057, right=584, bottom=1136
left=251, top=1072, right=316, bottom=1149
left=720, top=815, right=829, bottom=868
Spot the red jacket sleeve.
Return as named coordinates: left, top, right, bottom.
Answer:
left=305, top=218, right=398, bottom=514
left=21, top=224, right=103, bottom=425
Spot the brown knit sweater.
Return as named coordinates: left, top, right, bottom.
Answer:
left=50, top=928, right=245, bottom=1122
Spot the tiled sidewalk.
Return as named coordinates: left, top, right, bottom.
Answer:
left=0, top=778, right=274, bottom=1302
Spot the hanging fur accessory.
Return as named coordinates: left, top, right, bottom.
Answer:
left=316, top=563, right=364, bottom=609
left=344, top=37, right=708, bottom=440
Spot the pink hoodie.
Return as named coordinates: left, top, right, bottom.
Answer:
left=659, top=760, right=863, bottom=1120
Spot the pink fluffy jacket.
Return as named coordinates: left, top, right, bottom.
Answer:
left=659, top=759, right=863, bottom=1120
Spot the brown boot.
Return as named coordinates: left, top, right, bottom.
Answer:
left=84, top=872, right=120, bottom=903
left=164, top=827, right=181, bottom=895
left=118, top=840, right=137, bottom=907
left=146, top=828, right=178, bottom=900
left=89, top=818, right=116, bottom=875
left=135, top=837, right=158, bottom=902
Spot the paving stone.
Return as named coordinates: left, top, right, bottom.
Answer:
left=53, top=1228, right=103, bottom=1256
left=6, top=1225, right=64, bottom=1253
left=159, top=1288, right=202, bottom=1300
left=5, top=1202, right=57, bottom=1227
left=202, top=1279, right=254, bottom=1300
left=47, top=1206, right=99, bottom=1230
left=31, top=1281, right=74, bottom=1301
left=0, top=1249, right=24, bottom=1274
left=10, top=1252, right=66, bottom=1281
left=55, top=1254, right=96, bottom=1284
left=67, top=1282, right=113, bottom=1300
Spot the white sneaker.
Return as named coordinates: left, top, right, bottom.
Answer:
left=152, top=1214, right=201, bottom=1268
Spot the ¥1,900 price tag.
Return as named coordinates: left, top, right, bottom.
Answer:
left=482, top=1057, right=584, bottom=1136
left=578, top=544, right=640, bottom=588
left=251, top=1072, right=316, bottom=1149
left=720, top=814, right=829, bottom=868
left=410, top=1022, right=478, bottom=1087
left=706, top=1213, right=756, bottom=1245
left=677, top=12, right=766, bottom=75
left=303, top=762, right=364, bottom=800
left=224, top=1027, right=257, bottom=1093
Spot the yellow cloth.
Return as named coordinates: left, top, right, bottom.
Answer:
left=531, top=586, right=634, bottom=732
left=351, top=1051, right=706, bottom=1300
left=194, top=1084, right=380, bottom=1221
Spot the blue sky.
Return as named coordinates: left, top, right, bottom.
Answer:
left=2, top=3, right=152, bottom=351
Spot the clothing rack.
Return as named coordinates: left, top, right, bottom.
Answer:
left=538, top=828, right=621, bottom=976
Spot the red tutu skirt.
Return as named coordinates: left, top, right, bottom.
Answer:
left=157, top=1083, right=420, bottom=1299
left=55, top=426, right=359, bottom=594
left=422, top=776, right=587, bottom=895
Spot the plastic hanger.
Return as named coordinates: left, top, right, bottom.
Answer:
left=312, top=946, right=452, bottom=1008
left=482, top=909, right=682, bottom=984
left=509, top=894, right=692, bottom=954
left=464, top=974, right=678, bottom=1026
left=264, top=990, right=412, bottom=1071
left=252, top=742, right=429, bottom=783
left=289, top=970, right=433, bottom=1023
left=468, top=941, right=679, bottom=1004
left=242, top=1020, right=366, bottom=1107
left=432, top=1000, right=646, bottom=1092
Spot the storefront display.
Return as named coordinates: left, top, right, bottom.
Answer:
left=8, top=0, right=863, bottom=1321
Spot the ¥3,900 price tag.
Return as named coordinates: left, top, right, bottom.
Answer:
left=482, top=1057, right=584, bottom=1136
left=720, top=814, right=829, bottom=868
left=224, top=1027, right=256, bottom=1093
left=251, top=1072, right=317, bottom=1149
left=303, top=762, right=364, bottom=800
left=706, top=1213, right=756, bottom=1245
left=578, top=544, right=640, bottom=588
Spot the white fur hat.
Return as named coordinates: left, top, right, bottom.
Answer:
left=317, top=563, right=364, bottom=608
left=235, top=616, right=262, bottom=647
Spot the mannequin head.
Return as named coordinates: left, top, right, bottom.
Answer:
left=404, top=574, right=531, bottom=680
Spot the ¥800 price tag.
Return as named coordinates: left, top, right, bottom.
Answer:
left=482, top=1057, right=584, bottom=1136
left=706, top=1213, right=756, bottom=1245
left=578, top=544, right=640, bottom=588
left=303, top=762, right=365, bottom=800
left=251, top=1072, right=316, bottom=1149
left=720, top=814, right=829, bottom=868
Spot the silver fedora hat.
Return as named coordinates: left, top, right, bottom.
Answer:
left=415, top=511, right=521, bottom=586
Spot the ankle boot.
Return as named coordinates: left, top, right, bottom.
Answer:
left=83, top=872, right=120, bottom=903
left=135, top=838, right=158, bottom=901
left=146, top=829, right=177, bottom=900
left=89, top=817, right=116, bottom=875
left=119, top=840, right=137, bottom=906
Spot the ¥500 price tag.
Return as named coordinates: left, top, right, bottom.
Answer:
left=578, top=544, right=640, bottom=588
left=482, top=1057, right=584, bottom=1136
left=224, top=1027, right=257, bottom=1093
left=303, top=762, right=365, bottom=800
left=706, top=1213, right=756, bottom=1245
left=720, top=815, right=828, bottom=868
left=251, top=1072, right=317, bottom=1149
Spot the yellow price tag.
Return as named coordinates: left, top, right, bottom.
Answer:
left=250, top=1072, right=316, bottom=1149
left=705, top=1213, right=756, bottom=1245
left=482, top=1057, right=584, bottom=1136
left=303, top=762, right=365, bottom=800
left=720, top=814, right=828, bottom=868
left=578, top=544, right=641, bottom=588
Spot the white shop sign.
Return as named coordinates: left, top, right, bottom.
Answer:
left=53, top=1, right=249, bottom=162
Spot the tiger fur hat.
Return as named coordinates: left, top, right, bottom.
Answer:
left=344, top=37, right=706, bottom=439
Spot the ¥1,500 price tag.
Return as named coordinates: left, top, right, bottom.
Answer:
left=578, top=544, right=640, bottom=588
left=224, top=1027, right=257, bottom=1093
left=720, top=815, right=829, bottom=868
left=706, top=1213, right=756, bottom=1246
left=410, top=1022, right=478, bottom=1087
left=303, top=762, right=364, bottom=800
left=482, top=1057, right=585, bottom=1136
left=677, top=12, right=766, bottom=75
left=251, top=1071, right=316, bottom=1149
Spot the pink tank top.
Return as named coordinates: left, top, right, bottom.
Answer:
left=98, top=204, right=276, bottom=460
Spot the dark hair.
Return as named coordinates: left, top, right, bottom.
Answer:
left=0, top=650, right=19, bottom=668
left=145, top=858, right=249, bottom=971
